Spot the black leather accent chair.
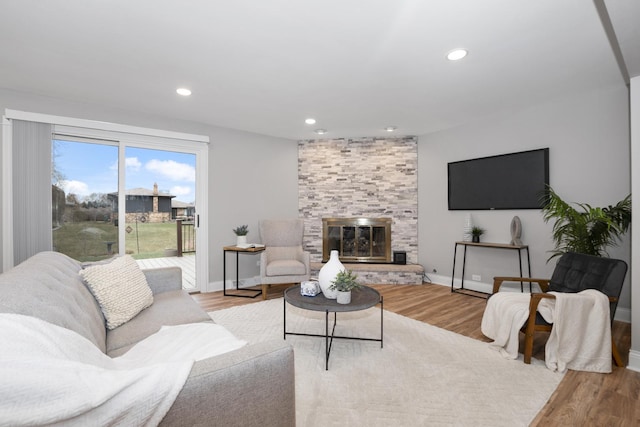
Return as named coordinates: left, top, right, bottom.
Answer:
left=492, top=252, right=627, bottom=365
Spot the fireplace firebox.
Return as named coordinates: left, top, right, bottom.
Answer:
left=322, top=217, right=392, bottom=263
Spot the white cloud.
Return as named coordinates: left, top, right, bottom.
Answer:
left=126, top=157, right=142, bottom=171
left=171, top=186, right=192, bottom=197
left=146, top=159, right=195, bottom=182
left=61, top=180, right=90, bottom=196
left=110, top=157, right=142, bottom=172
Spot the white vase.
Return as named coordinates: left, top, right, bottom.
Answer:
left=336, top=290, right=351, bottom=304
left=463, top=213, right=473, bottom=242
left=319, top=250, right=344, bottom=299
left=236, top=235, right=247, bottom=246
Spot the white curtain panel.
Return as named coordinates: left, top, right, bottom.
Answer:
left=12, top=119, right=53, bottom=264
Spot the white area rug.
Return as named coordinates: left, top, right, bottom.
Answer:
left=210, top=298, right=563, bottom=426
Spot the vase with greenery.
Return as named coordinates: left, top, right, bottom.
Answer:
left=471, top=226, right=485, bottom=243
left=329, top=269, right=361, bottom=304
left=233, top=225, right=249, bottom=246
left=541, top=187, right=631, bottom=260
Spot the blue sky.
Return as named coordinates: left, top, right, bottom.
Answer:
left=53, top=140, right=196, bottom=203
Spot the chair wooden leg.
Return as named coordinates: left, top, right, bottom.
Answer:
left=612, top=338, right=624, bottom=367
left=523, top=334, right=534, bottom=364
left=523, top=322, right=535, bottom=364
left=262, top=284, right=268, bottom=300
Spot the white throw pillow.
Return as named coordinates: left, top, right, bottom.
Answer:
left=80, top=255, right=154, bottom=330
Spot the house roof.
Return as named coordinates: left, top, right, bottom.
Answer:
left=171, top=200, right=194, bottom=208
left=0, top=1, right=637, bottom=140
left=107, top=188, right=175, bottom=198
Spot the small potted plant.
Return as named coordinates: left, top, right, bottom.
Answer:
left=329, top=269, right=361, bottom=304
left=471, top=226, right=485, bottom=243
left=233, top=225, right=249, bottom=246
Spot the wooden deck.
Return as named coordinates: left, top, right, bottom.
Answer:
left=136, top=254, right=196, bottom=291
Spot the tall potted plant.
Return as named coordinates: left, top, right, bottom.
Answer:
left=541, top=187, right=631, bottom=261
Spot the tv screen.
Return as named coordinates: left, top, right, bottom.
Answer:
left=448, top=148, right=549, bottom=210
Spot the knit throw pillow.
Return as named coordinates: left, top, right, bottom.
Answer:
left=80, top=255, right=154, bottom=330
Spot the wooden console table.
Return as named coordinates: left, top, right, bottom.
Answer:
left=451, top=241, right=531, bottom=298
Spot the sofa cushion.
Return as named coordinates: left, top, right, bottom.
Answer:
left=107, top=290, right=213, bottom=357
left=80, top=255, right=154, bottom=330
left=0, top=251, right=107, bottom=352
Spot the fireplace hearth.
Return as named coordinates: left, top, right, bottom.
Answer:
left=322, top=217, right=392, bottom=263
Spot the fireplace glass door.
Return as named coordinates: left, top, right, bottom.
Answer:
left=323, top=218, right=391, bottom=263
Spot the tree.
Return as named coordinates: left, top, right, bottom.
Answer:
left=82, top=193, right=110, bottom=208
left=51, top=140, right=66, bottom=186
left=66, top=193, right=80, bottom=205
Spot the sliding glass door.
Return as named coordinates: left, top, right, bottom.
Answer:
left=51, top=136, right=205, bottom=292
left=122, top=146, right=198, bottom=291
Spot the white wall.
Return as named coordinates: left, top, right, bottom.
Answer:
left=0, top=88, right=299, bottom=288
left=418, top=84, right=632, bottom=313
left=1, top=82, right=633, bottom=308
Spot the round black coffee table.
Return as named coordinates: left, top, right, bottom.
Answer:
left=283, top=285, right=383, bottom=370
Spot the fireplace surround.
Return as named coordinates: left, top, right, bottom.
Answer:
left=322, top=217, right=392, bottom=263
left=299, top=136, right=418, bottom=267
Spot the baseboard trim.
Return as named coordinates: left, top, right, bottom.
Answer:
left=627, top=350, right=640, bottom=372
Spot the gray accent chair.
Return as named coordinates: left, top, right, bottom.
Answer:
left=259, top=219, right=310, bottom=299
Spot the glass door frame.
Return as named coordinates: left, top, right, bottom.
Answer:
left=57, top=126, right=210, bottom=293
left=2, top=109, right=209, bottom=293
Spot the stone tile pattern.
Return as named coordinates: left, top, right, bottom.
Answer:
left=309, top=267, right=423, bottom=285
left=298, top=136, right=418, bottom=265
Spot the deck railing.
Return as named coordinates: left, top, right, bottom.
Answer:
left=177, top=219, right=196, bottom=256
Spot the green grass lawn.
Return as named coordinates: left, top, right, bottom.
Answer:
left=53, top=221, right=180, bottom=261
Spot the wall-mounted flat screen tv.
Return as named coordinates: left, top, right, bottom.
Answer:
left=448, top=148, right=549, bottom=210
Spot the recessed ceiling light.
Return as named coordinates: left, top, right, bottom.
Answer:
left=176, top=87, right=192, bottom=96
left=314, top=129, right=327, bottom=135
left=305, top=118, right=316, bottom=125
left=385, top=126, right=397, bottom=132
left=446, top=49, right=468, bottom=61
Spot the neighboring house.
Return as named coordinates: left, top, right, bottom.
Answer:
left=107, top=183, right=175, bottom=223
left=171, top=200, right=195, bottom=220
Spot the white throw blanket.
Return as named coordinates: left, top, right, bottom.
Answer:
left=482, top=290, right=612, bottom=373
left=538, top=290, right=612, bottom=373
left=481, top=292, right=532, bottom=359
left=0, top=314, right=246, bottom=426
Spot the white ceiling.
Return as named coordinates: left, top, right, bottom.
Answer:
left=0, top=0, right=638, bottom=140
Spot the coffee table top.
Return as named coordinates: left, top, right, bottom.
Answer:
left=284, top=285, right=380, bottom=313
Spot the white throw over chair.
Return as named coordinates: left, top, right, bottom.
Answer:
left=259, top=219, right=310, bottom=300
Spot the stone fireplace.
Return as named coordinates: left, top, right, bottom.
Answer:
left=322, top=217, right=392, bottom=263
left=298, top=137, right=423, bottom=285
left=298, top=136, right=419, bottom=266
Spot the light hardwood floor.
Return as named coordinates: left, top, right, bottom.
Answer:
left=191, top=283, right=640, bottom=426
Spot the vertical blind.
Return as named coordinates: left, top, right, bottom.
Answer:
left=12, top=119, right=53, bottom=265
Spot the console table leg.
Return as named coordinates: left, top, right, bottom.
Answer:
left=451, top=243, right=458, bottom=292
left=461, top=245, right=468, bottom=289
left=518, top=250, right=524, bottom=292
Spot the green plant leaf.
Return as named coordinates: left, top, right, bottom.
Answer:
left=541, top=187, right=631, bottom=261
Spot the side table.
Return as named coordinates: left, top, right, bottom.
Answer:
left=223, top=245, right=265, bottom=298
